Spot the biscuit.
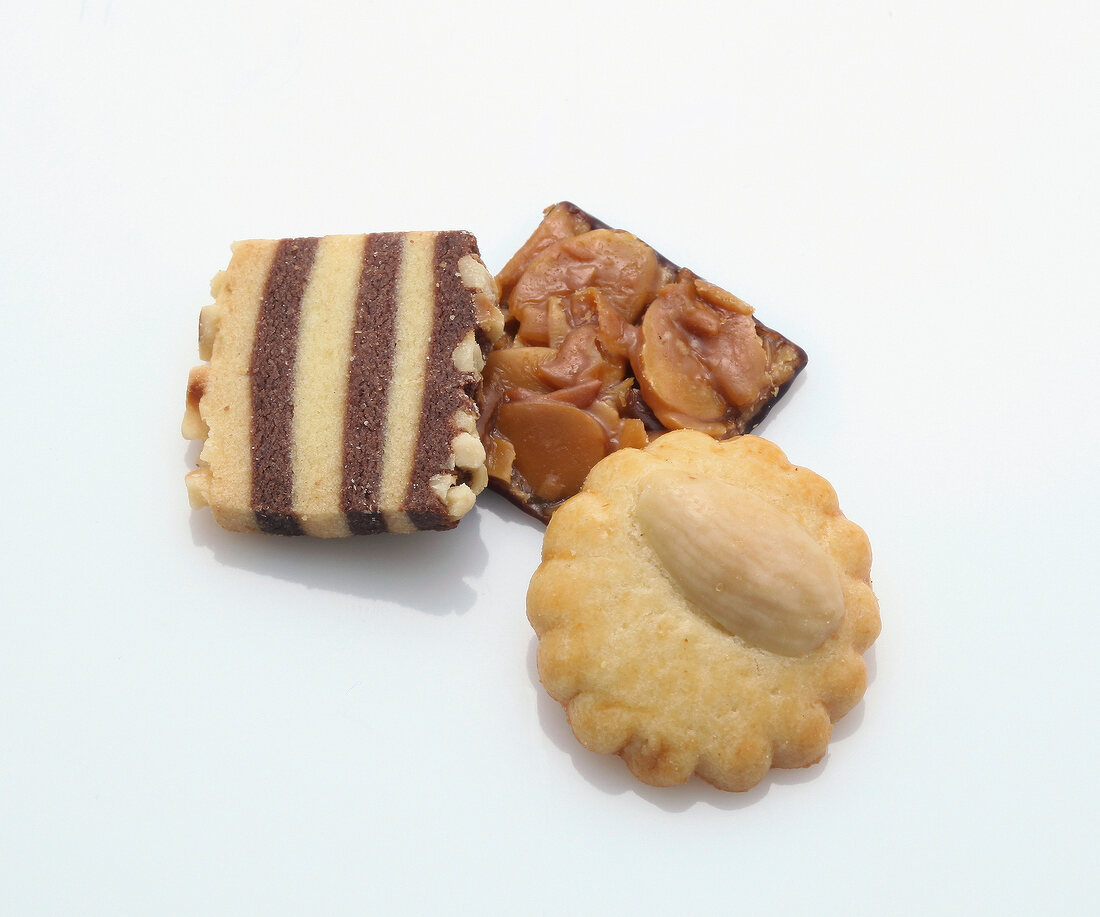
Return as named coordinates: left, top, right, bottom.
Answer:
left=527, top=431, right=880, bottom=791
left=482, top=202, right=808, bottom=523
left=183, top=232, right=503, bottom=535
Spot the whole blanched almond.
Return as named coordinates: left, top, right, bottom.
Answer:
left=635, top=470, right=845, bottom=656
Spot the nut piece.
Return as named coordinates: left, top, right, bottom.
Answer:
left=181, top=364, right=210, bottom=439
left=198, top=304, right=220, bottom=361
left=509, top=229, right=662, bottom=344
left=631, top=272, right=771, bottom=434
left=484, top=346, right=558, bottom=394
left=635, top=470, right=845, bottom=656
left=457, top=253, right=505, bottom=343
left=497, top=202, right=593, bottom=298
left=496, top=401, right=608, bottom=502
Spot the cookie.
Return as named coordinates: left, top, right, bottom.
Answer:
left=482, top=202, right=808, bottom=523
left=183, top=232, right=503, bottom=535
left=527, top=431, right=880, bottom=791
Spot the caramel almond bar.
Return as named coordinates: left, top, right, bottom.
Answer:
left=482, top=203, right=807, bottom=523
left=183, top=232, right=503, bottom=535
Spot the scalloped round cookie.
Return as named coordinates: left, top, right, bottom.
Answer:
left=526, top=430, right=880, bottom=791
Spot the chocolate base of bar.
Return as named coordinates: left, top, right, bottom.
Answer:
left=484, top=202, right=808, bottom=524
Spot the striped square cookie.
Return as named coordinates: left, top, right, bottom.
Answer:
left=183, top=231, right=503, bottom=535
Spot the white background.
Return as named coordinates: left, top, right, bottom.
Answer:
left=2, top=1, right=1098, bottom=914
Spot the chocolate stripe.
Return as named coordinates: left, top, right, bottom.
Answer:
left=341, top=232, right=403, bottom=534
left=404, top=232, right=480, bottom=528
left=377, top=233, right=437, bottom=533
left=250, top=237, right=318, bottom=535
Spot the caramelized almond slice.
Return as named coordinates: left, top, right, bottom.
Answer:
left=484, top=346, right=557, bottom=394
left=496, top=203, right=591, bottom=299
left=509, top=229, right=661, bottom=327
left=537, top=326, right=627, bottom=390
left=496, top=401, right=609, bottom=503
left=547, top=297, right=570, bottom=349
left=705, top=312, right=770, bottom=409
left=592, top=288, right=637, bottom=360
left=618, top=417, right=649, bottom=450
left=534, top=288, right=607, bottom=351
left=632, top=293, right=728, bottom=434
left=548, top=287, right=637, bottom=362
left=548, top=381, right=603, bottom=408
left=679, top=300, right=723, bottom=336
left=507, top=379, right=603, bottom=410
left=485, top=432, right=516, bottom=483
left=563, top=287, right=602, bottom=327
left=693, top=274, right=754, bottom=316
left=514, top=304, right=550, bottom=346
left=586, top=397, right=625, bottom=438
left=631, top=277, right=772, bottom=432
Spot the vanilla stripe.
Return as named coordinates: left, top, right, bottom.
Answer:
left=200, top=240, right=278, bottom=533
left=379, top=231, right=438, bottom=533
left=290, top=234, right=364, bottom=537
